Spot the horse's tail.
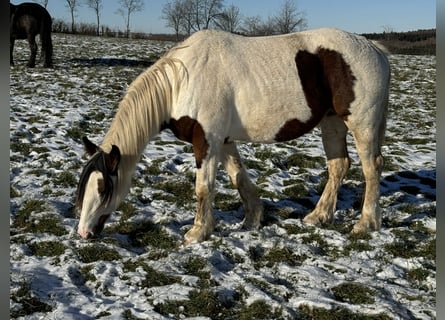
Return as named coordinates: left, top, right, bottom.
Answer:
left=371, top=40, right=390, bottom=57
left=40, top=13, right=53, bottom=67
left=368, top=40, right=390, bottom=152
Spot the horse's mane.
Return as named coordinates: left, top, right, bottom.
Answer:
left=102, top=57, right=183, bottom=152
left=100, top=57, right=185, bottom=203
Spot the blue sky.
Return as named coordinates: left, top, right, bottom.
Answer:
left=31, top=0, right=436, bottom=34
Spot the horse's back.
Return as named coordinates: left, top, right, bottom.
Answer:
left=10, top=2, right=52, bottom=30
left=167, top=28, right=389, bottom=142
left=170, top=28, right=389, bottom=93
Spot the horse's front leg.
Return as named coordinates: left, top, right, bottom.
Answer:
left=221, top=142, right=263, bottom=229
left=184, top=154, right=217, bottom=244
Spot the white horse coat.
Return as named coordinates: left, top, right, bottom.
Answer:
left=76, top=28, right=390, bottom=243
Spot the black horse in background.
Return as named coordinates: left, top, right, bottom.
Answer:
left=10, top=2, right=53, bottom=68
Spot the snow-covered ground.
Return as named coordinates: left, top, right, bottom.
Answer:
left=10, top=34, right=436, bottom=319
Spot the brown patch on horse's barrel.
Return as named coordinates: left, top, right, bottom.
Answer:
left=317, top=48, right=356, bottom=119
left=275, top=50, right=329, bottom=142
left=161, top=116, right=209, bottom=168
left=275, top=48, right=355, bottom=142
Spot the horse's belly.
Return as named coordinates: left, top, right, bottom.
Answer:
left=229, top=98, right=315, bottom=143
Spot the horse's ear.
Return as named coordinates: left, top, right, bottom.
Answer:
left=82, top=136, right=98, bottom=156
left=105, top=145, right=120, bottom=174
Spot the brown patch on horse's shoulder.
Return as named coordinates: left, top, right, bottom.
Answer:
left=161, top=116, right=209, bottom=168
left=294, top=48, right=355, bottom=122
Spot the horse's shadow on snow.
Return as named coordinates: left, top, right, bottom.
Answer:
left=68, top=57, right=155, bottom=68
left=218, top=168, right=436, bottom=228
left=59, top=168, right=435, bottom=242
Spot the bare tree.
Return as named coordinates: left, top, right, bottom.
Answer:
left=241, top=15, right=275, bottom=36
left=85, top=0, right=103, bottom=36
left=200, top=0, right=225, bottom=30
left=241, top=15, right=262, bottom=35
left=66, top=0, right=80, bottom=33
left=215, top=4, right=241, bottom=33
left=181, top=0, right=194, bottom=35
left=180, top=0, right=224, bottom=33
left=273, top=0, right=306, bottom=34
left=116, top=0, right=145, bottom=38
left=162, top=0, right=185, bottom=40
left=33, top=0, right=49, bottom=8
left=381, top=25, right=395, bottom=40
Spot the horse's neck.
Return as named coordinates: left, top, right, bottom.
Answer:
left=99, top=57, right=181, bottom=204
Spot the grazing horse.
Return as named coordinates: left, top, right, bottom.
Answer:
left=10, top=2, right=53, bottom=67
left=75, top=28, right=390, bottom=244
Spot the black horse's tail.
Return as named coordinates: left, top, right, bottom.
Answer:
left=40, top=13, right=53, bottom=67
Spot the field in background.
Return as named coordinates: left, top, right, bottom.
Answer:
left=10, top=34, right=436, bottom=319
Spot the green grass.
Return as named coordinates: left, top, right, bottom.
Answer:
left=28, top=241, right=67, bottom=257
left=298, top=304, right=393, bottom=320
left=152, top=179, right=195, bottom=208
left=53, top=171, right=78, bottom=188
left=10, top=141, right=31, bottom=156
left=12, top=199, right=68, bottom=235
left=75, top=244, right=122, bottom=263
left=121, top=310, right=144, bottom=320
left=10, top=280, right=53, bottom=318
left=154, top=288, right=286, bottom=320
left=141, top=265, right=181, bottom=288
left=107, top=219, right=178, bottom=257
left=330, top=282, right=376, bottom=305
left=262, top=246, right=307, bottom=267
left=285, top=153, right=325, bottom=170
left=183, top=256, right=213, bottom=288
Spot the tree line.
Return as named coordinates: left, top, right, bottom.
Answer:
left=34, top=0, right=435, bottom=55
left=161, top=0, right=307, bottom=39
left=363, top=29, right=436, bottom=55
left=34, top=0, right=307, bottom=39
left=34, top=0, right=145, bottom=38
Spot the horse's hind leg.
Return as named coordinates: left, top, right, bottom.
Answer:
left=303, top=115, right=350, bottom=226
left=349, top=123, right=384, bottom=233
left=221, top=142, right=263, bottom=229
left=27, top=36, right=37, bottom=67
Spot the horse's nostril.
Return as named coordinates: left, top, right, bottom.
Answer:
left=85, top=232, right=94, bottom=239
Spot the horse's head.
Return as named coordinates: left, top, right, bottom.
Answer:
left=76, top=137, right=121, bottom=239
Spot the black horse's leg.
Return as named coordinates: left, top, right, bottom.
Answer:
left=27, top=36, right=37, bottom=68
left=10, top=38, right=15, bottom=66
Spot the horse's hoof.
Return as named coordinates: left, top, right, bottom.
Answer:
left=184, top=225, right=211, bottom=244
left=242, top=217, right=262, bottom=230
left=303, top=214, right=327, bottom=226
left=352, top=219, right=381, bottom=234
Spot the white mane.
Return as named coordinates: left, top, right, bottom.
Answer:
left=101, top=57, right=185, bottom=205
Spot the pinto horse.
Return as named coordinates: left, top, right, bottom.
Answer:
left=75, top=28, right=390, bottom=244
left=10, top=2, right=53, bottom=68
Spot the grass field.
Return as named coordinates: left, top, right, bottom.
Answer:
left=10, top=33, right=436, bottom=319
